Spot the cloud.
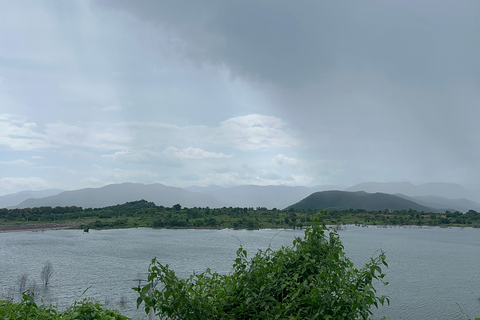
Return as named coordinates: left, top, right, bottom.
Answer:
left=0, top=115, right=130, bottom=151
left=102, top=114, right=297, bottom=152
left=273, top=154, right=300, bottom=167
left=0, top=159, right=32, bottom=165
left=101, top=149, right=183, bottom=167
left=184, top=170, right=313, bottom=188
left=2, top=1, right=480, bottom=195
left=1, top=113, right=296, bottom=157
left=0, top=114, right=50, bottom=151
left=212, top=114, right=297, bottom=150
left=164, top=147, right=231, bottom=159
left=103, top=1, right=480, bottom=89
left=0, top=177, right=49, bottom=194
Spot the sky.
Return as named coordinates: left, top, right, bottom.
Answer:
left=1, top=0, right=480, bottom=196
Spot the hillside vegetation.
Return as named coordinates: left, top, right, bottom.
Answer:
left=2, top=199, right=480, bottom=230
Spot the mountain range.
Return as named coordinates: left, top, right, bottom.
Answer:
left=2, top=181, right=479, bottom=212
left=10, top=183, right=224, bottom=209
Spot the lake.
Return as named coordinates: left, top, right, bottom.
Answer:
left=1, top=226, right=479, bottom=319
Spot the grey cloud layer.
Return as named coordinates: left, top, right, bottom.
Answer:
left=102, top=0, right=480, bottom=87
left=1, top=1, right=480, bottom=195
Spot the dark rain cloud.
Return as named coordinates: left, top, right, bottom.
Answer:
left=99, top=0, right=480, bottom=88
left=99, top=1, right=480, bottom=190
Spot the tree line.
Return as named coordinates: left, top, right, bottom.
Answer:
left=1, top=200, right=480, bottom=230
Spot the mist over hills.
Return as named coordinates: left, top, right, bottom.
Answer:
left=10, top=184, right=333, bottom=210
left=13, top=183, right=225, bottom=209
left=189, top=185, right=335, bottom=209
left=346, top=182, right=473, bottom=199
left=397, top=194, right=480, bottom=213
left=288, top=191, right=435, bottom=212
left=4, top=181, right=480, bottom=213
left=0, top=189, right=63, bottom=209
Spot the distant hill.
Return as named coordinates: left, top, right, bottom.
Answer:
left=287, top=190, right=435, bottom=211
left=397, top=194, right=480, bottom=213
left=11, top=182, right=476, bottom=212
left=346, top=182, right=473, bottom=200
left=192, top=185, right=339, bottom=209
left=14, top=183, right=225, bottom=209
left=0, top=189, right=63, bottom=208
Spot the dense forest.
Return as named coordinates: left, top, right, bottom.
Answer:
left=1, top=200, right=480, bottom=230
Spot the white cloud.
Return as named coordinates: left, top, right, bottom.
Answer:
left=0, top=177, right=50, bottom=194
left=0, top=114, right=50, bottom=150
left=164, top=147, right=231, bottom=159
left=273, top=154, right=300, bottom=167
left=0, top=159, right=32, bottom=165
left=102, top=150, right=150, bottom=163
left=192, top=171, right=313, bottom=187
left=0, top=115, right=129, bottom=151
left=102, top=149, right=183, bottom=167
left=213, top=114, right=297, bottom=150
left=102, top=147, right=230, bottom=168
left=1, top=113, right=296, bottom=153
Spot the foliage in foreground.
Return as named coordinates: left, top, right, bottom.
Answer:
left=0, top=291, right=130, bottom=320
left=136, top=223, right=389, bottom=319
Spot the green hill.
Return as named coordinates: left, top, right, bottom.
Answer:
left=287, top=190, right=435, bottom=211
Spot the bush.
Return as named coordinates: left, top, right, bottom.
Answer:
left=135, top=223, right=389, bottom=319
left=0, top=292, right=59, bottom=319
left=0, top=291, right=130, bottom=320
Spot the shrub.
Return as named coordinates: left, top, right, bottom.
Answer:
left=0, top=291, right=130, bottom=320
left=0, top=291, right=59, bottom=319
left=63, top=299, right=130, bottom=320
left=135, top=222, right=389, bottom=319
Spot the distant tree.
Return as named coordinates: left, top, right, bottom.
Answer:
left=172, top=204, right=182, bottom=211
left=41, top=261, right=54, bottom=286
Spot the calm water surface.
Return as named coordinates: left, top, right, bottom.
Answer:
left=1, top=226, right=479, bottom=319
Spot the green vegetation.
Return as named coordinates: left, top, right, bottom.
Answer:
left=1, top=200, right=480, bottom=230
left=0, top=291, right=129, bottom=319
left=135, top=223, right=389, bottom=319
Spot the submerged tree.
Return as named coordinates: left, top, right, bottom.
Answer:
left=41, top=261, right=54, bottom=286
left=135, top=222, right=389, bottom=319
left=17, top=273, right=28, bottom=293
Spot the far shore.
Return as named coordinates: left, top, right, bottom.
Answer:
left=0, top=222, right=84, bottom=233
left=1, top=222, right=477, bottom=234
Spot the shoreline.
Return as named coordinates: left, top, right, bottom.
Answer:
left=0, top=222, right=477, bottom=234
left=0, top=222, right=84, bottom=233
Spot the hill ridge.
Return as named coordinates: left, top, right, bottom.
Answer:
left=287, top=190, right=435, bottom=212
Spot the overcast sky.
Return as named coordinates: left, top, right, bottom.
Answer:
left=1, top=0, right=480, bottom=196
